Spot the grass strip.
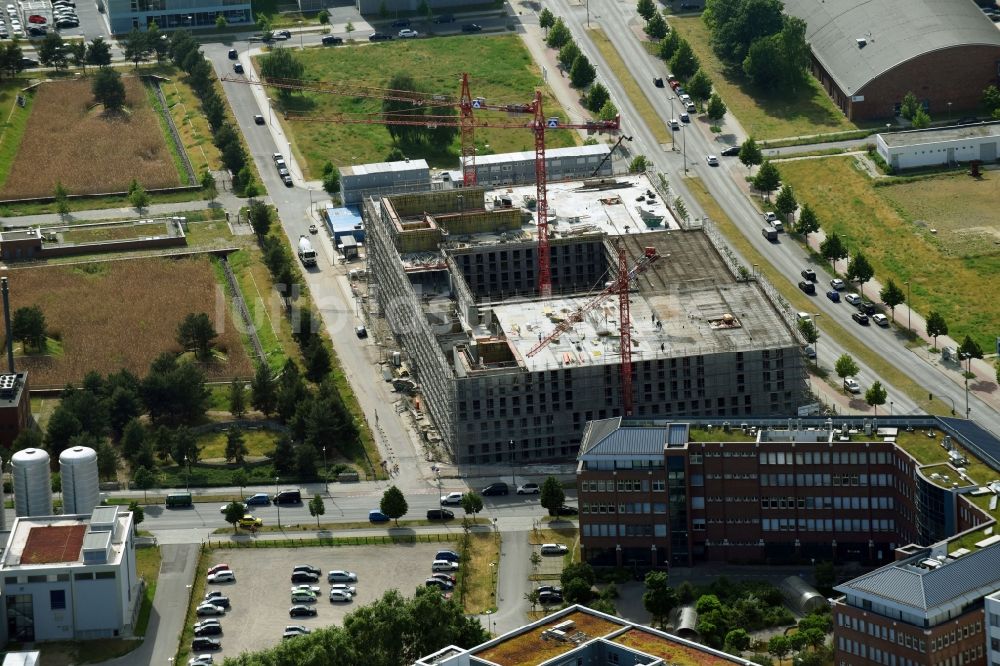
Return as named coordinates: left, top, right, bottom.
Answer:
left=461, top=532, right=501, bottom=614
left=683, top=175, right=948, bottom=417
left=588, top=27, right=671, bottom=146
left=214, top=517, right=490, bottom=534
left=144, top=81, right=191, bottom=185
left=0, top=83, right=33, bottom=189
left=134, top=546, right=163, bottom=636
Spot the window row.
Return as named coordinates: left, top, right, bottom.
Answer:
left=762, top=518, right=896, bottom=532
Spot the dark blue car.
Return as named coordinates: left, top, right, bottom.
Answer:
left=245, top=493, right=270, bottom=506
left=826, top=290, right=841, bottom=302
left=368, top=510, right=389, bottom=523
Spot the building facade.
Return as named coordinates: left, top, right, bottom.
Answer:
left=576, top=418, right=994, bottom=568
left=100, top=0, right=251, bottom=34
left=1, top=506, right=139, bottom=643
left=877, top=123, right=1000, bottom=171
left=340, top=159, right=431, bottom=206
left=464, top=144, right=613, bottom=188
left=0, top=372, right=30, bottom=449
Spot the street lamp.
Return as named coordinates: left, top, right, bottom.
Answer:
left=890, top=401, right=894, bottom=416
left=297, top=20, right=304, bottom=50
left=813, top=313, right=821, bottom=366
left=275, top=476, right=281, bottom=528
left=322, top=446, right=328, bottom=493
left=948, top=101, right=952, bottom=125
left=682, top=125, right=687, bottom=173
left=905, top=280, right=911, bottom=332
left=508, top=439, right=516, bottom=490
left=667, top=96, right=676, bottom=152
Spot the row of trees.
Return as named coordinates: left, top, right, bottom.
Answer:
left=37, top=33, right=112, bottom=71
left=539, top=11, right=599, bottom=92
left=169, top=30, right=257, bottom=196
left=703, top=0, right=810, bottom=91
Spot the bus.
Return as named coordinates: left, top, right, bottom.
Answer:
left=165, top=492, right=193, bottom=508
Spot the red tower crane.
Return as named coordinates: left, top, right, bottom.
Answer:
left=221, top=72, right=619, bottom=297
left=526, top=243, right=660, bottom=416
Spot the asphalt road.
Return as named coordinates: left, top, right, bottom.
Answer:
left=543, top=0, right=998, bottom=432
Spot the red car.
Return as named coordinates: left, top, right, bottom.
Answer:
left=28, top=14, right=46, bottom=24
left=207, top=564, right=231, bottom=576
left=668, top=78, right=680, bottom=90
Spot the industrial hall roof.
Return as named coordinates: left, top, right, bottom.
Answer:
left=782, top=0, right=1000, bottom=95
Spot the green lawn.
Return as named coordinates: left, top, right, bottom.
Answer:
left=777, top=156, right=1000, bottom=351
left=667, top=16, right=857, bottom=140
left=263, top=35, right=578, bottom=178
left=0, top=82, right=33, bottom=190
left=134, top=546, right=162, bottom=636
left=197, top=428, right=282, bottom=459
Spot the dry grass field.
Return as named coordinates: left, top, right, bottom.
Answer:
left=5, top=256, right=253, bottom=388
left=0, top=77, right=181, bottom=199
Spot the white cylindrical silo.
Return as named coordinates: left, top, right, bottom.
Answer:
left=13, top=448, right=53, bottom=517
left=60, top=446, right=99, bottom=516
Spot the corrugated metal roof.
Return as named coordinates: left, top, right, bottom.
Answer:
left=783, top=0, right=1000, bottom=95
left=342, top=159, right=429, bottom=177
left=468, top=144, right=610, bottom=167
left=838, top=543, right=1000, bottom=611
left=580, top=420, right=670, bottom=457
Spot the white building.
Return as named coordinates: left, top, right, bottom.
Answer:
left=340, top=159, right=431, bottom=205
left=1, top=505, right=139, bottom=643
left=876, top=122, right=1000, bottom=171
left=460, top=143, right=613, bottom=188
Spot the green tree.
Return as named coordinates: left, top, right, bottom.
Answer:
left=741, top=34, right=781, bottom=91
left=248, top=200, right=272, bottom=240
left=686, top=69, right=712, bottom=102
left=153, top=424, right=175, bottom=462
left=272, top=435, right=295, bottom=476
left=11, top=305, right=47, bottom=351
left=879, top=279, right=905, bottom=322
left=557, top=41, right=580, bottom=70
left=147, top=22, right=168, bottom=62
left=912, top=108, right=931, bottom=129
left=630, top=154, right=649, bottom=173
left=225, top=428, right=248, bottom=464
left=317, top=9, right=329, bottom=24
left=380, top=485, right=408, bottom=525
left=322, top=165, right=340, bottom=196
left=959, top=335, right=984, bottom=364
left=546, top=17, right=571, bottom=49
left=658, top=30, right=680, bottom=61
left=173, top=426, right=199, bottom=465
left=121, top=419, right=146, bottom=464
left=738, top=136, right=763, bottom=173
left=200, top=170, right=217, bottom=202
left=0, top=41, right=25, bottom=79
left=642, top=571, right=678, bottom=628
left=250, top=363, right=277, bottom=416
left=460, top=491, right=483, bottom=517
left=797, top=203, right=820, bottom=236
left=345, top=21, right=355, bottom=38
left=865, top=380, right=887, bottom=415
left=798, top=318, right=818, bottom=346
left=560, top=561, right=596, bottom=588
left=539, top=8, right=555, bottom=31
left=752, top=160, right=780, bottom=200
left=540, top=475, right=565, bottom=515
left=983, top=84, right=1000, bottom=117
left=768, top=635, right=791, bottom=661
left=231, top=468, right=248, bottom=499
left=228, top=378, right=247, bottom=417
left=129, top=180, right=149, bottom=213
left=801, top=627, right=826, bottom=651
left=308, top=493, right=326, bottom=528
left=599, top=99, right=619, bottom=121
left=725, top=628, right=751, bottom=653
left=92, top=67, right=126, bottom=112
left=304, top=338, right=332, bottom=383
left=636, top=0, right=655, bottom=21
left=382, top=72, right=429, bottom=145
left=563, top=577, right=592, bottom=603
left=900, top=91, right=920, bottom=120
left=295, top=443, right=319, bottom=480
left=835, top=354, right=859, bottom=381
left=216, top=14, right=227, bottom=29
left=67, top=41, right=86, bottom=71
left=569, top=54, right=596, bottom=89
left=645, top=12, right=667, bottom=39
left=128, top=500, right=144, bottom=524
left=53, top=181, right=70, bottom=220
left=38, top=32, right=67, bottom=69
left=122, top=28, right=150, bottom=69
left=706, top=93, right=727, bottom=121
left=846, top=252, right=875, bottom=297
left=257, top=14, right=274, bottom=40
left=820, top=231, right=848, bottom=270
left=224, top=500, right=246, bottom=530
left=12, top=428, right=43, bottom=454
left=176, top=312, right=218, bottom=360
left=704, top=0, right=783, bottom=64
left=586, top=82, right=610, bottom=113
left=774, top=184, right=798, bottom=220
left=669, top=39, right=699, bottom=80
left=132, top=466, right=156, bottom=503
left=259, top=48, right=305, bottom=100
left=86, top=37, right=112, bottom=68
left=926, top=311, right=948, bottom=349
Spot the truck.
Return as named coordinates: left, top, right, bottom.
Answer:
left=298, top=235, right=317, bottom=267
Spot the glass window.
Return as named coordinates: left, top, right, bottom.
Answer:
left=49, top=589, right=66, bottom=610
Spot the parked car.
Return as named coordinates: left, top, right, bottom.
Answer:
left=289, top=605, right=317, bottom=617
left=440, top=492, right=463, bottom=505
left=538, top=590, right=564, bottom=604
left=196, top=603, right=226, bottom=617
left=801, top=268, right=816, bottom=281
left=872, top=313, right=889, bottom=327
left=536, top=584, right=562, bottom=594
left=433, top=13, right=455, bottom=22
left=202, top=595, right=229, bottom=609
left=27, top=15, right=46, bottom=24
left=227, top=48, right=238, bottom=59
left=426, top=508, right=454, bottom=520
left=327, top=570, right=358, bottom=583
left=329, top=583, right=357, bottom=596
left=293, top=565, right=322, bottom=577
left=653, top=77, right=664, bottom=88
left=540, top=543, right=569, bottom=555
left=284, top=625, right=311, bottom=636
left=233, top=62, right=244, bottom=74
left=245, top=493, right=270, bottom=506
left=830, top=278, right=846, bottom=290
left=721, top=146, right=740, bottom=156
left=798, top=281, right=816, bottom=295
left=290, top=571, right=320, bottom=584
left=194, top=623, right=223, bottom=637
left=481, top=482, right=508, bottom=496
left=516, top=483, right=540, bottom=495
left=552, top=505, right=578, bottom=516
left=679, top=112, right=690, bottom=123
left=844, top=378, right=861, bottom=394
left=844, top=292, right=862, bottom=306
left=431, top=572, right=456, bottom=585
left=309, top=224, right=318, bottom=234
left=207, top=571, right=235, bottom=584
left=329, top=589, right=353, bottom=602
left=826, top=290, right=841, bottom=302
left=355, top=325, right=368, bottom=339
left=207, top=564, right=231, bottom=576
left=254, top=114, right=265, bottom=125
left=291, top=590, right=317, bottom=603
left=274, top=29, right=291, bottom=39
left=397, top=28, right=418, bottom=38
left=432, top=559, right=459, bottom=572
left=425, top=577, right=453, bottom=591
left=368, top=509, right=389, bottom=523
left=321, top=35, right=343, bottom=45
left=461, top=23, right=482, bottom=32
left=189, top=655, right=214, bottom=666
left=291, top=584, right=321, bottom=595
left=669, top=118, right=680, bottom=130
left=368, top=32, right=392, bottom=41
left=706, top=155, right=719, bottom=166
left=803, top=345, right=816, bottom=359
left=390, top=19, right=410, bottom=27
left=852, top=312, right=870, bottom=326
left=219, top=502, right=247, bottom=514
left=858, top=301, right=878, bottom=316
left=191, top=637, right=222, bottom=651
left=237, top=515, right=262, bottom=529
left=273, top=489, right=302, bottom=504
left=435, top=550, right=461, bottom=562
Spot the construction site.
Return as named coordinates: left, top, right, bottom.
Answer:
left=364, top=175, right=808, bottom=464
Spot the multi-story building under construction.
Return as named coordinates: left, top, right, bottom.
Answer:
left=363, top=176, right=808, bottom=464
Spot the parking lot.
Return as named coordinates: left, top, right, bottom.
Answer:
left=199, top=543, right=448, bottom=660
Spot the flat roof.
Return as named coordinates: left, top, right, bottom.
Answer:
left=0, top=229, right=41, bottom=242
left=882, top=122, right=1000, bottom=148
left=3, top=511, right=131, bottom=569
left=324, top=204, right=364, bottom=232
left=469, top=143, right=610, bottom=166
left=341, top=158, right=429, bottom=177
left=473, top=610, right=625, bottom=666
left=19, top=524, right=86, bottom=565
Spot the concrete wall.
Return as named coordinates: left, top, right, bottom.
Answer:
left=38, top=235, right=186, bottom=259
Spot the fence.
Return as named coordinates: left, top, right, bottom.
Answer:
left=147, top=77, right=197, bottom=186
left=205, top=533, right=458, bottom=549
left=219, top=254, right=266, bottom=366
